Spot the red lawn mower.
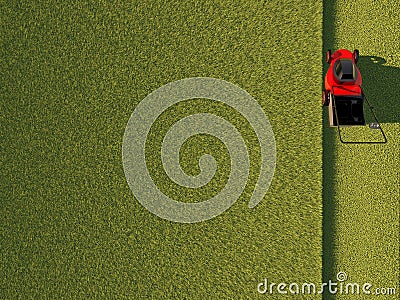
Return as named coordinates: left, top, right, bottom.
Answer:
left=322, top=49, right=387, bottom=143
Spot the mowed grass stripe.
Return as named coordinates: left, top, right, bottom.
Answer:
left=1, top=1, right=323, bottom=298
left=129, top=1, right=323, bottom=299
left=324, top=0, right=399, bottom=299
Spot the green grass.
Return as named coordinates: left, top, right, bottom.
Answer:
left=322, top=0, right=399, bottom=299
left=1, top=0, right=323, bottom=298
left=4, top=0, right=398, bottom=299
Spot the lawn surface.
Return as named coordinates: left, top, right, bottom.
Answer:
left=322, top=0, right=399, bottom=299
left=1, top=1, right=323, bottom=298
left=3, top=0, right=398, bottom=299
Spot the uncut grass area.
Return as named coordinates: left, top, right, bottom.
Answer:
left=1, top=1, right=323, bottom=298
left=323, top=0, right=399, bottom=299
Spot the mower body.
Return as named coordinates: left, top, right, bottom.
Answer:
left=323, top=49, right=365, bottom=127
left=322, top=49, right=387, bottom=143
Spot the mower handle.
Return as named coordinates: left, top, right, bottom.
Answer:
left=331, top=87, right=387, bottom=144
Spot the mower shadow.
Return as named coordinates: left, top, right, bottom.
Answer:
left=358, top=56, right=400, bottom=123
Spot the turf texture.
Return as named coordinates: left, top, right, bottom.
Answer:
left=4, top=0, right=399, bottom=299
left=1, top=0, right=323, bottom=298
left=322, top=0, right=399, bottom=299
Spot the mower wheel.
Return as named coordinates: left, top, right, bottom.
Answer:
left=326, top=49, right=332, bottom=64
left=322, top=90, right=330, bottom=106
left=353, top=49, right=359, bottom=64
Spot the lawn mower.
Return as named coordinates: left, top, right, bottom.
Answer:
left=322, top=49, right=387, bottom=143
